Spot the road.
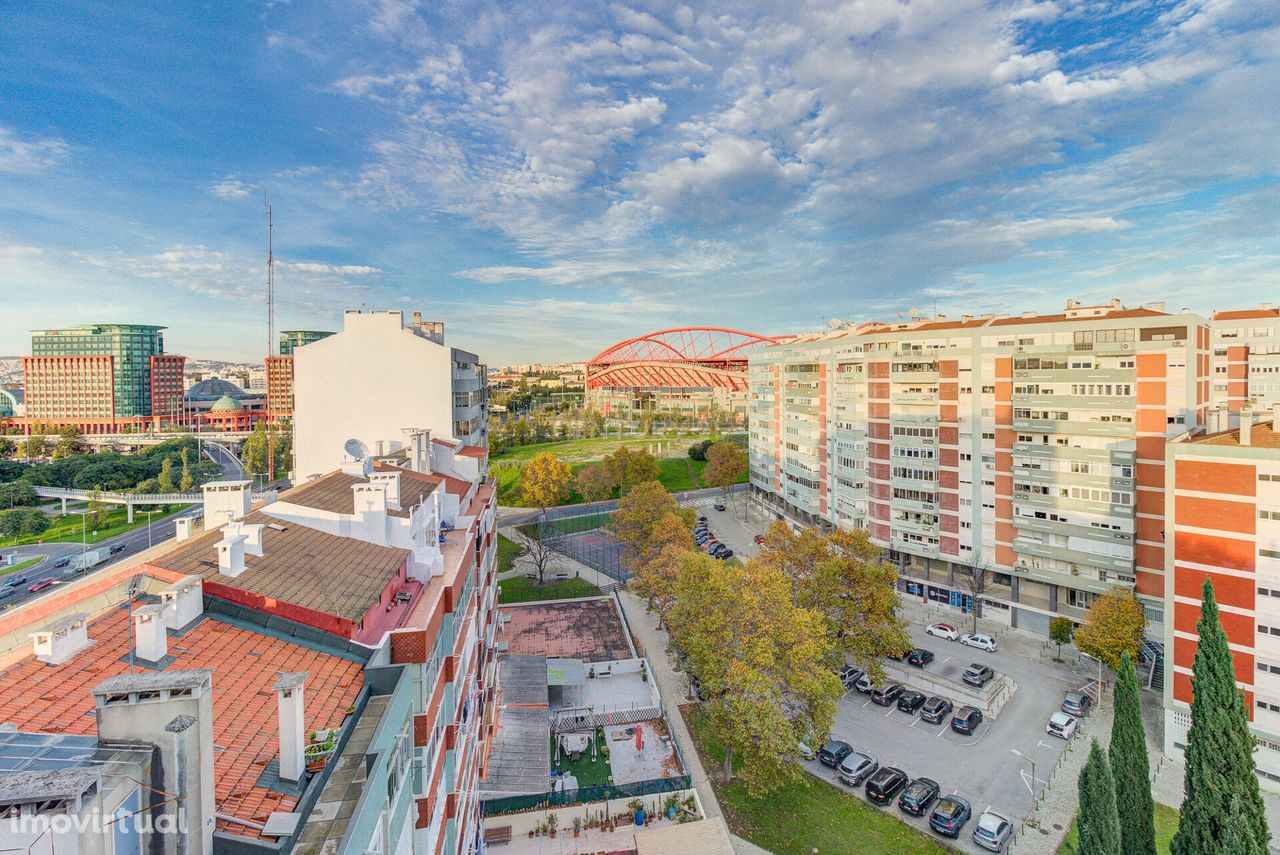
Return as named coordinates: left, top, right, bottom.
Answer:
left=497, top=483, right=748, bottom=527
left=0, top=505, right=202, bottom=609
left=203, top=441, right=245, bottom=479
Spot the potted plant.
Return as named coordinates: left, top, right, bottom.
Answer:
left=304, top=732, right=337, bottom=772
left=628, top=799, right=645, bottom=827
left=573, top=816, right=581, bottom=837
left=664, top=794, right=679, bottom=820
left=640, top=661, right=648, bottom=681
left=546, top=813, right=558, bottom=838
left=588, top=665, right=596, bottom=679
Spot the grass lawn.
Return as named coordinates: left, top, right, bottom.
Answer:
left=1, top=555, right=46, bottom=577
left=0, top=505, right=188, bottom=548
left=497, top=533, right=522, bottom=573
left=683, top=705, right=952, bottom=855
left=498, top=575, right=602, bottom=604
left=494, top=434, right=732, bottom=465
left=551, top=729, right=612, bottom=787
left=656, top=457, right=701, bottom=492
left=1057, top=803, right=1179, bottom=854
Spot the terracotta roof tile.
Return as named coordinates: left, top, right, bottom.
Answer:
left=1213, top=308, right=1280, bottom=321
left=282, top=470, right=437, bottom=519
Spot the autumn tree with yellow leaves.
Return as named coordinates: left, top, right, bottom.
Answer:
left=1074, top=586, right=1147, bottom=670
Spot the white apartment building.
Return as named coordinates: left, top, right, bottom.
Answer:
left=750, top=299, right=1210, bottom=636
left=293, top=309, right=488, bottom=480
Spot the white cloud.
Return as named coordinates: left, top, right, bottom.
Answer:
left=0, top=126, right=69, bottom=174
left=209, top=175, right=255, bottom=199
left=0, top=244, right=43, bottom=259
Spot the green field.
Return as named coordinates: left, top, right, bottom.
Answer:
left=1058, top=802, right=1180, bottom=854
left=495, top=447, right=741, bottom=507
left=497, top=533, right=522, bottom=573
left=497, top=576, right=602, bottom=604
left=684, top=706, right=952, bottom=855
left=0, top=505, right=187, bottom=548
left=1, top=555, right=46, bottom=577
left=493, top=434, right=728, bottom=465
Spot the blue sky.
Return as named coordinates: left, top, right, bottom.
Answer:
left=0, top=0, right=1277, bottom=364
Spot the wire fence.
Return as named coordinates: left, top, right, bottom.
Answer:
left=535, top=508, right=630, bottom=582
left=480, top=774, right=693, bottom=817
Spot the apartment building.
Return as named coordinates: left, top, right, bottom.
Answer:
left=0, top=435, right=499, bottom=854
left=1163, top=408, right=1280, bottom=793
left=750, top=299, right=1209, bottom=636
left=293, top=310, right=488, bottom=479
left=1210, top=304, right=1280, bottom=414
left=266, top=330, right=336, bottom=425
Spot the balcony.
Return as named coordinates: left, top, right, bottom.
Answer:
left=1011, top=418, right=1134, bottom=437
left=891, top=535, right=940, bottom=559
left=1013, top=537, right=1132, bottom=573
left=891, top=390, right=939, bottom=405
left=1014, top=492, right=1135, bottom=518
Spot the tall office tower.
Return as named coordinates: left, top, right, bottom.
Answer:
left=1210, top=304, right=1280, bottom=413
left=22, top=323, right=186, bottom=433
left=749, top=299, right=1209, bottom=638
left=265, top=329, right=335, bottom=424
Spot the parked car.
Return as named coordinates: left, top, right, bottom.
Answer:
left=695, top=533, right=711, bottom=544
left=960, top=632, right=998, bottom=652
left=753, top=534, right=764, bottom=544
left=837, top=751, right=879, bottom=787
left=798, top=741, right=816, bottom=761
left=930, top=795, right=973, bottom=838
left=920, top=696, right=953, bottom=724
left=870, top=683, right=904, bottom=706
left=898, top=776, right=940, bottom=816
left=1046, top=712, right=1078, bottom=740
left=719, top=549, right=734, bottom=560
left=817, top=740, right=853, bottom=768
left=853, top=672, right=874, bottom=694
left=53, top=556, right=72, bottom=568
left=701, top=540, right=721, bottom=552
left=838, top=665, right=864, bottom=689
left=897, top=690, right=927, bottom=714
left=951, top=706, right=984, bottom=735
left=973, top=810, right=1014, bottom=851
left=713, top=502, right=726, bottom=512
left=1062, top=690, right=1093, bottom=717
left=963, top=664, right=995, bottom=687
left=865, top=766, right=909, bottom=805
left=710, top=545, right=728, bottom=557
left=697, top=515, right=707, bottom=523
left=926, top=622, right=958, bottom=641
left=27, top=577, right=56, bottom=593
left=907, top=648, right=935, bottom=668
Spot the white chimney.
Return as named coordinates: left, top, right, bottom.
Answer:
left=1241, top=405, right=1254, bottom=446
left=225, top=521, right=264, bottom=557
left=1211, top=406, right=1228, bottom=434
left=175, top=517, right=195, bottom=542
left=201, top=480, right=252, bottom=527
left=403, top=428, right=432, bottom=474
left=134, top=604, right=168, bottom=663
left=160, top=575, right=204, bottom=630
left=352, top=484, right=390, bottom=545
left=216, top=534, right=247, bottom=577
left=370, top=471, right=402, bottom=510
left=31, top=612, right=91, bottom=665
left=273, top=672, right=308, bottom=783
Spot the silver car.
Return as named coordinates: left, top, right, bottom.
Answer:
left=973, top=809, right=1013, bottom=851
left=837, top=751, right=879, bottom=787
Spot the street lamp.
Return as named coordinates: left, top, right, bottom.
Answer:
left=142, top=509, right=158, bottom=549
left=1011, top=748, right=1037, bottom=821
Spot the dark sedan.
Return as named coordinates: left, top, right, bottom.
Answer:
left=951, top=706, right=984, bottom=735
left=907, top=648, right=935, bottom=668
left=870, top=683, right=904, bottom=706
left=817, top=739, right=853, bottom=768
left=898, top=776, right=941, bottom=816
left=920, top=696, right=953, bottom=724
left=897, top=690, right=927, bottom=714
left=930, top=795, right=973, bottom=838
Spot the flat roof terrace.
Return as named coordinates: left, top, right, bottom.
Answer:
left=498, top=598, right=634, bottom=663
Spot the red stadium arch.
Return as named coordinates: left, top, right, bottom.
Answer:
left=586, top=327, right=779, bottom=392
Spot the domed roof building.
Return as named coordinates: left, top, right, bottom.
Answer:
left=186, top=377, right=247, bottom=402
left=210, top=394, right=242, bottom=412
left=184, top=376, right=266, bottom=431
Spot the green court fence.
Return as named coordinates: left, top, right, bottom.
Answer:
left=480, top=774, right=693, bottom=816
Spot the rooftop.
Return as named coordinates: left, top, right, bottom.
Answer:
left=499, top=598, right=633, bottom=663
left=1189, top=419, right=1280, bottom=449
left=0, top=605, right=364, bottom=834
left=147, top=507, right=409, bottom=623
left=1214, top=307, right=1280, bottom=321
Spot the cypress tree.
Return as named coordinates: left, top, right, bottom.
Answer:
left=1079, top=738, right=1122, bottom=855
left=1171, top=580, right=1270, bottom=855
left=1110, top=651, right=1156, bottom=855
left=1221, top=796, right=1259, bottom=855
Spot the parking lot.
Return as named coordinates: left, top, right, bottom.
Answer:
left=810, top=621, right=1093, bottom=853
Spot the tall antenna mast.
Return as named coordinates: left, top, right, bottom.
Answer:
left=265, top=194, right=275, bottom=359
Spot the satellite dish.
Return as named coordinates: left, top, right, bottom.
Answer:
left=344, top=438, right=369, bottom=460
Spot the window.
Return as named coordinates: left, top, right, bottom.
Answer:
left=1262, top=549, right=1280, bottom=560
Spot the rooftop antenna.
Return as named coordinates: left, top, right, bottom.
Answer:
left=125, top=574, right=144, bottom=674
left=265, top=193, right=275, bottom=360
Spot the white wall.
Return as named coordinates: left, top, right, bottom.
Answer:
left=293, top=311, right=456, bottom=480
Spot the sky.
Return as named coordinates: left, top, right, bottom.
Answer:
left=0, top=0, right=1277, bottom=365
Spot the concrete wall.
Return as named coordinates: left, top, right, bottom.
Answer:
left=481, top=787, right=701, bottom=839
left=881, top=662, right=1019, bottom=719
left=294, top=311, right=455, bottom=480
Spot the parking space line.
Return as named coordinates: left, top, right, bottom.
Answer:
left=884, top=705, right=895, bottom=717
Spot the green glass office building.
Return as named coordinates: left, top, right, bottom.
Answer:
left=31, top=324, right=167, bottom=419
left=278, top=329, right=335, bottom=356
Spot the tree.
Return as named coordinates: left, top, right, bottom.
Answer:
left=754, top=522, right=908, bottom=679
left=0, top=480, right=35, bottom=509
left=602, top=447, right=659, bottom=496
left=1074, top=587, right=1146, bottom=670
left=627, top=510, right=695, bottom=621
left=1172, top=580, right=1270, bottom=855
left=52, top=426, right=87, bottom=459
left=688, top=440, right=712, bottom=461
left=179, top=447, right=194, bottom=493
left=665, top=550, right=842, bottom=797
left=241, top=421, right=270, bottom=479
left=1078, top=738, right=1122, bottom=855
left=520, top=452, right=572, bottom=516
left=22, top=436, right=49, bottom=462
left=87, top=486, right=109, bottom=529
left=1110, top=652, right=1156, bottom=855
left=953, top=563, right=990, bottom=633
left=610, top=480, right=694, bottom=564
left=0, top=508, right=49, bottom=540
left=157, top=457, right=175, bottom=494
left=0, top=437, right=15, bottom=460
left=1221, top=797, right=1260, bottom=855
left=520, top=533, right=561, bottom=584
left=702, top=441, right=746, bottom=502
left=1049, top=616, right=1075, bottom=662
left=575, top=464, right=612, bottom=508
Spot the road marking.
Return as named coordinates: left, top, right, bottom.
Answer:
left=1037, top=741, right=1056, bottom=752
left=862, top=698, right=875, bottom=709
left=940, top=656, right=952, bottom=665
left=884, top=705, right=896, bottom=717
